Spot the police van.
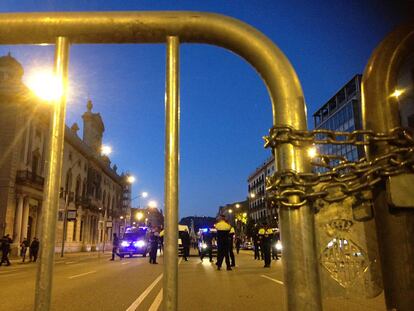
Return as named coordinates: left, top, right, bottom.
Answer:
left=119, top=226, right=150, bottom=258
left=197, top=227, right=218, bottom=257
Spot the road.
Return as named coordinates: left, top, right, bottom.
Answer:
left=1, top=250, right=386, bottom=311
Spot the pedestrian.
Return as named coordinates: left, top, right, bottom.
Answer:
left=228, top=227, right=235, bottom=267
left=0, top=234, right=12, bottom=266
left=20, top=237, right=30, bottom=263
left=29, top=237, right=40, bottom=262
left=149, top=230, right=159, bottom=264
left=181, top=229, right=190, bottom=261
left=110, top=233, right=122, bottom=261
left=253, top=233, right=261, bottom=260
left=215, top=215, right=232, bottom=271
left=200, top=229, right=214, bottom=262
left=235, top=236, right=241, bottom=254
left=258, top=223, right=273, bottom=268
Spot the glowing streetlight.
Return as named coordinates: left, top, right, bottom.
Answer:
left=136, top=212, right=144, bottom=221
left=26, top=69, right=64, bottom=102
left=250, top=193, right=256, bottom=198
left=307, top=146, right=317, bottom=159
left=148, top=200, right=157, bottom=208
left=120, top=216, right=124, bottom=220
left=235, top=204, right=240, bottom=208
left=101, top=145, right=112, bottom=156
left=142, top=192, right=148, bottom=198
left=391, top=89, right=404, bottom=98
left=127, top=175, right=136, bottom=184
left=228, top=209, right=233, bottom=214
left=243, top=213, right=247, bottom=217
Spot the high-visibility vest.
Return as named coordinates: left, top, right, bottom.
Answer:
left=215, top=220, right=231, bottom=231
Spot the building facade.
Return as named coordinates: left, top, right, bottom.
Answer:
left=0, top=54, right=131, bottom=254
left=247, top=155, right=277, bottom=226
left=313, top=74, right=364, bottom=162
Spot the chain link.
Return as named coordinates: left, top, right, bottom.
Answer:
left=264, top=127, right=414, bottom=208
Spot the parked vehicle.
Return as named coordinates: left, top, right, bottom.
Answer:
left=241, top=241, right=254, bottom=250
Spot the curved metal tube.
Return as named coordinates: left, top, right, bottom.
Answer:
left=0, top=11, right=305, bottom=128
left=0, top=11, right=320, bottom=311
left=362, top=21, right=414, bottom=311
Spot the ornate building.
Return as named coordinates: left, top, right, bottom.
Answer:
left=0, top=53, right=131, bottom=254
left=247, top=155, right=277, bottom=226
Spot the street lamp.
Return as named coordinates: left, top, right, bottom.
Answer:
left=101, top=145, right=112, bottom=156
left=136, top=212, right=144, bottom=221
left=26, top=68, right=64, bottom=102
left=235, top=204, right=240, bottom=209
left=148, top=200, right=157, bottom=209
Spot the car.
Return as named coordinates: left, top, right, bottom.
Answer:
left=241, top=241, right=254, bottom=250
left=119, top=226, right=150, bottom=258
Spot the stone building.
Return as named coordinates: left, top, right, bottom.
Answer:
left=247, top=155, right=277, bottom=226
left=0, top=53, right=131, bottom=254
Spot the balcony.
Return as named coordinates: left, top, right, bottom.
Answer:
left=16, top=170, right=44, bottom=191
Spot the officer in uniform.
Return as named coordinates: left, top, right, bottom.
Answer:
left=228, top=227, right=236, bottom=267
left=258, top=222, right=273, bottom=268
left=215, top=215, right=232, bottom=271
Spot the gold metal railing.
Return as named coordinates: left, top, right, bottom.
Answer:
left=5, top=11, right=412, bottom=311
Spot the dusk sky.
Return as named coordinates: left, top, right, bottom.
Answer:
left=0, top=1, right=408, bottom=218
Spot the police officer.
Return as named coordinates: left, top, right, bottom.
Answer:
left=110, top=233, right=122, bottom=261
left=215, top=215, right=232, bottom=271
left=149, top=230, right=159, bottom=264
left=228, top=227, right=235, bottom=267
left=0, top=234, right=11, bottom=266
left=181, top=229, right=191, bottom=261
left=258, top=222, right=273, bottom=268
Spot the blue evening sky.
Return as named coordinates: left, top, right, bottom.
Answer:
left=0, top=1, right=407, bottom=218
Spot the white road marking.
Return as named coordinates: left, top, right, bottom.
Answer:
left=148, top=289, right=163, bottom=311
left=68, top=270, right=97, bottom=279
left=261, top=274, right=284, bottom=285
left=126, top=273, right=163, bottom=311
left=65, top=261, right=76, bottom=264
left=121, top=261, right=131, bottom=265
left=125, top=256, right=182, bottom=311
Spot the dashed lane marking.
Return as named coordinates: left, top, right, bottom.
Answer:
left=126, top=273, right=163, bottom=311
left=121, top=261, right=131, bottom=265
left=148, top=289, right=163, bottom=311
left=68, top=270, right=97, bottom=279
left=261, top=274, right=284, bottom=285
left=65, top=261, right=76, bottom=264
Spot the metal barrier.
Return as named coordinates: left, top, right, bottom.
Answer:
left=2, top=11, right=412, bottom=311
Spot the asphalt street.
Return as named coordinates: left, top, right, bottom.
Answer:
left=1, top=250, right=386, bottom=311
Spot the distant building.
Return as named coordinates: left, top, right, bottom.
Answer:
left=0, top=53, right=131, bottom=254
left=247, top=156, right=277, bottom=226
left=313, top=74, right=364, bottom=162
left=131, top=207, right=164, bottom=229
left=217, top=200, right=248, bottom=237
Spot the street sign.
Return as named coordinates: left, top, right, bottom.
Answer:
left=106, top=221, right=113, bottom=228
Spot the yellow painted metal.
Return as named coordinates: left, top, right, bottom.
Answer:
left=0, top=11, right=322, bottom=311
left=34, top=36, right=70, bottom=311
left=361, top=22, right=414, bottom=311
left=164, top=36, right=180, bottom=311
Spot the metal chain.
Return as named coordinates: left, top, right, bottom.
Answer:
left=264, top=127, right=414, bottom=208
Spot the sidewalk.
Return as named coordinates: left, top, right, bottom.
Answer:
left=7, top=250, right=111, bottom=265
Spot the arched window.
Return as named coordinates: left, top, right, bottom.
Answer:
left=65, top=169, right=73, bottom=193
left=75, top=175, right=81, bottom=201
